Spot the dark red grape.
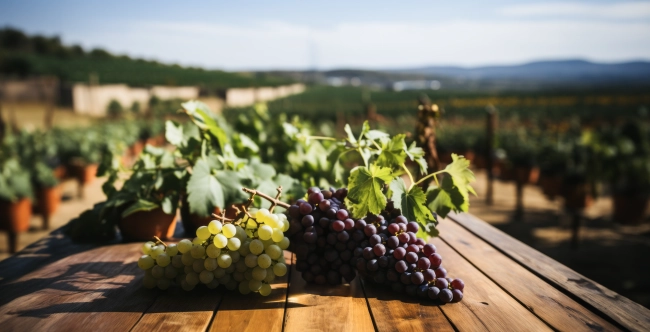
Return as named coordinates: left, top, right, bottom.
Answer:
left=422, top=244, right=437, bottom=256
left=393, top=247, right=406, bottom=260
left=429, top=253, right=442, bottom=268
left=336, top=209, right=349, bottom=220
left=301, top=215, right=315, bottom=227
left=395, top=215, right=407, bottom=224
left=423, top=269, right=435, bottom=281
left=378, top=255, right=388, bottom=268
left=427, top=286, right=441, bottom=300
left=322, top=190, right=332, bottom=199
left=319, top=199, right=331, bottom=211
left=406, top=222, right=419, bottom=233
left=337, top=230, right=349, bottom=242
left=395, top=260, right=408, bottom=273
left=417, top=257, right=431, bottom=270
left=299, top=202, right=313, bottom=215
left=398, top=233, right=410, bottom=244
left=326, top=208, right=337, bottom=219
left=307, top=187, right=321, bottom=195
left=387, top=269, right=399, bottom=281
left=435, top=267, right=448, bottom=278
left=406, top=244, right=420, bottom=253
left=373, top=244, right=386, bottom=256
left=439, top=289, right=453, bottom=303
left=411, top=271, right=424, bottom=285
left=288, top=205, right=300, bottom=218
left=415, top=238, right=426, bottom=246
left=406, top=232, right=417, bottom=244
left=343, top=219, right=355, bottom=230
left=400, top=272, right=412, bottom=285
left=386, top=236, right=399, bottom=249
left=387, top=223, right=400, bottom=234
left=451, top=289, right=463, bottom=302
left=303, top=232, right=317, bottom=243
left=362, top=247, right=375, bottom=260
left=309, top=192, right=324, bottom=204
left=355, top=219, right=367, bottom=230
left=417, top=285, right=429, bottom=298
left=405, top=252, right=418, bottom=264
left=332, top=220, right=345, bottom=232
left=451, top=278, right=465, bottom=291
left=435, top=278, right=449, bottom=290
left=366, top=259, right=379, bottom=272
left=364, top=224, right=377, bottom=236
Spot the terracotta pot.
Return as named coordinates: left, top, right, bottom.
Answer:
left=0, top=198, right=32, bottom=233
left=36, top=186, right=61, bottom=230
left=612, top=194, right=649, bottom=225
left=180, top=199, right=241, bottom=236
left=118, top=207, right=177, bottom=241
left=53, top=165, right=67, bottom=180
left=515, top=167, right=540, bottom=185
left=145, top=137, right=159, bottom=147
left=130, top=141, right=145, bottom=158
left=539, top=174, right=563, bottom=199
left=563, top=183, right=593, bottom=210
left=70, top=164, right=99, bottom=185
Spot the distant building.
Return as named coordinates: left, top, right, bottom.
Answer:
left=393, top=80, right=441, bottom=91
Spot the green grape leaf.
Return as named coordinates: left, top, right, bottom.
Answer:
left=406, top=141, right=428, bottom=174
left=256, top=179, right=279, bottom=209
left=165, top=120, right=184, bottom=147
left=358, top=121, right=370, bottom=142
left=121, top=199, right=159, bottom=218
left=377, top=134, right=408, bottom=169
left=365, top=129, right=390, bottom=141
left=347, top=165, right=393, bottom=217
left=344, top=124, right=357, bottom=144
left=249, top=159, right=276, bottom=180
left=390, top=178, right=437, bottom=231
left=187, top=158, right=224, bottom=216
left=182, top=100, right=228, bottom=150
left=236, top=133, right=260, bottom=153
left=426, top=175, right=468, bottom=218
left=215, top=170, right=249, bottom=205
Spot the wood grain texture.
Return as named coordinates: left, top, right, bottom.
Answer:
left=283, top=253, right=374, bottom=332
left=209, top=251, right=293, bottom=332
left=438, top=219, right=621, bottom=332
left=362, top=279, right=455, bottom=332
left=448, top=211, right=650, bottom=331
left=431, top=237, right=553, bottom=332
left=0, top=243, right=156, bottom=332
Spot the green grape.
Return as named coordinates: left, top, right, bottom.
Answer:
left=264, top=215, right=280, bottom=229
left=213, top=234, right=228, bottom=248
left=208, top=220, right=223, bottom=234
left=143, top=275, right=157, bottom=289
left=259, top=283, right=272, bottom=296
left=233, top=271, right=245, bottom=282
left=184, top=265, right=194, bottom=274
left=196, top=226, right=211, bottom=240
left=264, top=268, right=275, bottom=283
left=278, top=237, right=290, bottom=250
left=157, top=278, right=171, bottom=290
left=222, top=224, right=236, bottom=238
left=225, top=264, right=236, bottom=274
left=261, top=239, right=275, bottom=248
left=206, top=244, right=221, bottom=258
left=206, top=279, right=219, bottom=289
left=178, top=239, right=193, bottom=253
left=165, top=243, right=179, bottom=256
left=239, top=281, right=252, bottom=294
left=181, top=280, right=195, bottom=291
left=218, top=274, right=231, bottom=285
left=257, top=254, right=272, bottom=269
left=281, top=218, right=290, bottom=232
left=273, top=263, right=287, bottom=277
left=226, top=279, right=238, bottom=291
left=235, top=260, right=248, bottom=273
left=171, top=255, right=184, bottom=268
left=192, top=237, right=204, bottom=245
left=204, top=258, right=218, bottom=271
left=230, top=251, right=241, bottom=263
left=175, top=274, right=184, bottom=284
left=244, top=269, right=253, bottom=280
left=227, top=237, right=241, bottom=251
left=193, top=258, right=205, bottom=273
left=217, top=253, right=232, bottom=268
left=156, top=253, right=171, bottom=267
left=199, top=270, right=214, bottom=284
left=238, top=240, right=251, bottom=256
left=150, top=245, right=165, bottom=259
left=254, top=208, right=269, bottom=220
left=181, top=252, right=195, bottom=266
left=138, top=255, right=155, bottom=270
left=186, top=272, right=199, bottom=286
left=152, top=265, right=165, bottom=279
left=249, top=239, right=264, bottom=255
left=248, top=279, right=262, bottom=292
left=214, top=268, right=226, bottom=279
left=258, top=225, right=273, bottom=240
left=245, top=254, right=258, bottom=268
left=265, top=245, right=282, bottom=260
left=235, top=226, right=247, bottom=241
left=190, top=245, right=206, bottom=259
left=164, top=265, right=178, bottom=279
left=252, top=266, right=267, bottom=281
left=271, top=228, right=284, bottom=242
left=142, top=241, right=155, bottom=254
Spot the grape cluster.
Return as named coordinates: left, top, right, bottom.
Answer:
left=356, top=213, right=464, bottom=303
left=137, top=209, right=291, bottom=296
left=286, top=187, right=359, bottom=285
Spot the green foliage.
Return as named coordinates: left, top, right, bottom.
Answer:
left=0, top=159, right=33, bottom=202
left=107, top=99, right=124, bottom=118
left=347, top=165, right=394, bottom=216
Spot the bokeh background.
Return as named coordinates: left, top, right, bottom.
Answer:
left=1, top=0, right=649, bottom=307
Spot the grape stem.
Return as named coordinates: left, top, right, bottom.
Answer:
left=153, top=236, right=167, bottom=249
left=269, top=186, right=283, bottom=213
left=211, top=213, right=235, bottom=223
left=242, top=187, right=290, bottom=209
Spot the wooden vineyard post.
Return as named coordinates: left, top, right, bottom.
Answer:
left=486, top=105, right=497, bottom=206
left=415, top=94, right=440, bottom=189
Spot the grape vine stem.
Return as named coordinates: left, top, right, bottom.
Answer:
left=153, top=236, right=168, bottom=249
left=242, top=187, right=291, bottom=209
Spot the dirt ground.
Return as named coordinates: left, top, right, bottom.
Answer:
left=1, top=169, right=648, bottom=309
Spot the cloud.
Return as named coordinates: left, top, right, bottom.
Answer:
left=497, top=2, right=650, bottom=20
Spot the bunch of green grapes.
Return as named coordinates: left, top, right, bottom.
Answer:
left=137, top=208, right=291, bottom=296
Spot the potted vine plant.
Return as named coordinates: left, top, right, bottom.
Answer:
left=32, top=162, right=61, bottom=230
left=0, top=158, right=34, bottom=253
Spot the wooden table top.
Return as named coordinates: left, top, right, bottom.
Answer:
left=1, top=212, right=649, bottom=332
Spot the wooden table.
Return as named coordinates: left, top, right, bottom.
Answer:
left=1, top=212, right=649, bottom=332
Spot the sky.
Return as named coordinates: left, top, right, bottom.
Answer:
left=1, top=0, right=649, bottom=70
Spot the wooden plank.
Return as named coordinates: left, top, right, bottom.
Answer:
left=448, top=211, right=650, bottom=331
left=438, top=219, right=621, bottom=331
left=130, top=287, right=223, bottom=332
left=283, top=252, right=374, bottom=332
left=361, top=279, right=455, bottom=332
left=0, top=243, right=156, bottom=332
left=208, top=251, right=293, bottom=332
left=430, top=237, right=553, bottom=332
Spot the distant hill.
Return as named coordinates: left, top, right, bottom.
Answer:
left=0, top=27, right=292, bottom=89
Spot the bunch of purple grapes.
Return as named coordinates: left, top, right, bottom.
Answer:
left=355, top=212, right=464, bottom=303
left=286, top=187, right=358, bottom=285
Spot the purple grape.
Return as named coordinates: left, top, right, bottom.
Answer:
left=327, top=233, right=337, bottom=245
left=362, top=247, right=375, bottom=260
left=429, top=253, right=442, bottom=268
left=452, top=289, right=463, bottom=302
left=395, top=215, right=407, bottom=224
left=336, top=209, right=349, bottom=220
left=309, top=192, right=324, bottom=204
left=439, top=289, right=453, bottom=303
left=307, top=187, right=321, bottom=195
left=373, top=244, right=386, bottom=257
left=398, top=233, right=410, bottom=244
left=435, top=278, right=449, bottom=290
left=288, top=205, right=300, bottom=218
left=411, top=271, right=424, bottom=285
left=366, top=259, right=379, bottom=272
left=326, top=208, right=337, bottom=219
left=337, top=230, right=349, bottom=242
left=378, top=255, right=389, bottom=268
left=427, top=286, right=441, bottom=300
left=406, top=244, right=420, bottom=253
left=417, top=284, right=429, bottom=298
left=303, top=232, right=317, bottom=243
left=423, top=269, right=435, bottom=281
left=369, top=234, right=382, bottom=246
left=395, top=260, right=408, bottom=273
left=386, top=236, right=399, bottom=249
left=406, top=232, right=417, bottom=244
left=356, top=259, right=367, bottom=272
left=302, top=215, right=315, bottom=227
left=355, top=219, right=367, bottom=230
left=400, top=272, right=412, bottom=285
left=343, top=219, right=355, bottom=230
left=415, top=238, right=426, bottom=246
left=387, top=269, right=399, bottom=281
left=417, top=257, right=431, bottom=270
left=406, top=222, right=419, bottom=233
left=451, top=279, right=465, bottom=291
left=393, top=247, right=406, bottom=260
left=332, top=220, right=345, bottom=232
left=387, top=223, right=400, bottom=235
left=405, top=252, right=419, bottom=264
left=364, top=224, right=377, bottom=236
left=352, top=230, right=366, bottom=242
left=319, top=199, right=331, bottom=211
left=322, top=190, right=332, bottom=199
left=299, top=202, right=313, bottom=215
left=423, top=244, right=437, bottom=256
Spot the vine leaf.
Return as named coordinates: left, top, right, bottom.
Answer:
left=347, top=165, right=393, bottom=217
left=390, top=177, right=437, bottom=237
left=121, top=199, right=159, bottom=218
left=165, top=120, right=184, bottom=147
left=377, top=134, right=408, bottom=169
left=406, top=141, right=428, bottom=174
left=187, top=158, right=224, bottom=216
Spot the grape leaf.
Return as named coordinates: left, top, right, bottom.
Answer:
left=377, top=134, right=408, bottom=169
left=121, top=199, right=159, bottom=218
left=344, top=124, right=357, bottom=144
left=443, top=154, right=477, bottom=196
left=426, top=174, right=468, bottom=218
left=365, top=129, right=389, bottom=141
left=182, top=100, right=228, bottom=150
left=187, top=158, right=224, bottom=216
left=406, top=141, right=428, bottom=174
left=347, top=165, right=393, bottom=217
left=165, top=120, right=184, bottom=147
left=390, top=178, right=437, bottom=235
